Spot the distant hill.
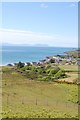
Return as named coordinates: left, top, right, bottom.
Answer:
left=33, top=44, right=49, bottom=47
left=2, top=43, right=16, bottom=46
left=2, top=43, right=49, bottom=47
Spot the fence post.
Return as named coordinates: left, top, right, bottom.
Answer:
left=46, top=99, right=48, bottom=106
left=36, top=98, right=38, bottom=105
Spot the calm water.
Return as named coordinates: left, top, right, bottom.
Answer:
left=1, top=46, right=76, bottom=65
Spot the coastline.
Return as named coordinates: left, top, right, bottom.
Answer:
left=1, top=46, right=77, bottom=65
left=1, top=48, right=79, bottom=67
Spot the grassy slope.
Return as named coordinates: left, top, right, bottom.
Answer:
left=57, top=65, right=78, bottom=83
left=59, top=65, right=78, bottom=71
left=2, top=66, right=78, bottom=118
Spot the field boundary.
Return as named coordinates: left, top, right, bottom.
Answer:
left=1, top=118, right=79, bottom=120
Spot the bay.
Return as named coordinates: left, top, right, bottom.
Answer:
left=1, top=46, right=76, bottom=65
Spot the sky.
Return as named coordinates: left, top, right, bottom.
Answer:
left=0, top=2, right=78, bottom=47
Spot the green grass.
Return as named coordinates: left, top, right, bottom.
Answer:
left=59, top=65, right=78, bottom=71
left=2, top=66, right=78, bottom=118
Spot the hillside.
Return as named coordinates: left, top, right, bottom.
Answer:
left=2, top=66, right=78, bottom=118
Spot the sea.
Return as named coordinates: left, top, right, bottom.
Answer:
left=0, top=46, right=76, bottom=65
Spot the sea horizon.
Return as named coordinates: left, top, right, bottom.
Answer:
left=0, top=43, right=78, bottom=48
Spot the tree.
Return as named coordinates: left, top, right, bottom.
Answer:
left=49, top=59, right=55, bottom=63
left=17, top=61, right=25, bottom=68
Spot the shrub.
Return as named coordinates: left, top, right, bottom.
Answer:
left=38, top=75, right=43, bottom=81
left=48, top=67, right=60, bottom=75
left=25, top=66, right=32, bottom=70
left=39, top=76, right=51, bottom=81
left=21, top=67, right=26, bottom=71
left=49, top=59, right=55, bottom=63
left=31, top=66, right=38, bottom=72
left=17, top=62, right=25, bottom=68
left=46, top=68, right=51, bottom=74
left=19, top=63, right=67, bottom=82
left=21, top=66, right=30, bottom=71
left=38, top=68, right=46, bottom=74
left=54, top=70, right=65, bottom=79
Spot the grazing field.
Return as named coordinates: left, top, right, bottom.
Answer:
left=57, top=65, right=78, bottom=83
left=59, top=65, right=78, bottom=71
left=2, top=66, right=78, bottom=118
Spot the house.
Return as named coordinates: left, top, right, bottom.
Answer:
left=24, top=63, right=27, bottom=66
left=39, top=59, right=47, bottom=64
left=32, top=62, right=38, bottom=66
left=37, top=62, right=42, bottom=66
left=7, top=64, right=13, bottom=66
left=76, top=60, right=80, bottom=65
left=26, top=62, right=31, bottom=66
left=46, top=56, right=60, bottom=64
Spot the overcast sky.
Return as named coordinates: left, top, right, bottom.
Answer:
left=1, top=2, right=78, bottom=47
